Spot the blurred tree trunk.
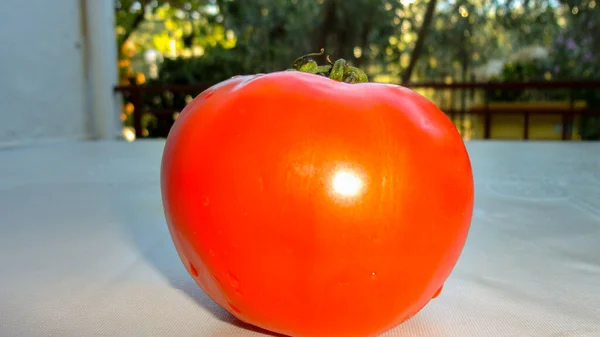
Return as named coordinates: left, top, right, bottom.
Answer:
left=458, top=37, right=469, bottom=134
left=335, top=14, right=351, bottom=59
left=355, top=6, right=375, bottom=67
left=314, top=0, right=337, bottom=52
left=401, top=0, right=438, bottom=84
left=117, top=0, right=147, bottom=52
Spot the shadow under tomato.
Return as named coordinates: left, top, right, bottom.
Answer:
left=228, top=319, right=288, bottom=337
left=115, top=201, right=285, bottom=337
left=152, top=241, right=286, bottom=336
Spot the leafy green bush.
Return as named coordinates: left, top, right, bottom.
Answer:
left=142, top=45, right=253, bottom=137
left=486, top=60, right=551, bottom=102
left=487, top=56, right=599, bottom=140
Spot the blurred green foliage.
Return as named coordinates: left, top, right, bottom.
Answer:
left=115, top=0, right=600, bottom=139
left=142, top=45, right=250, bottom=137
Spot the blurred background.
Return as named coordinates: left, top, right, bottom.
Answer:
left=114, top=0, right=600, bottom=142
left=1, top=0, right=599, bottom=145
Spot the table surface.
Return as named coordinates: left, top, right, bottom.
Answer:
left=1, top=140, right=599, bottom=337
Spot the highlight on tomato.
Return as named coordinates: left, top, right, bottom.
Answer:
left=160, top=49, right=474, bottom=337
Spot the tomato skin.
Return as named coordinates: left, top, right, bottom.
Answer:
left=160, top=71, right=474, bottom=337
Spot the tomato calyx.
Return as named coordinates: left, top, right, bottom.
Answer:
left=289, top=48, right=369, bottom=84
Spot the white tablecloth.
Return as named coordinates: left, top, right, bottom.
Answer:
left=1, top=140, right=599, bottom=337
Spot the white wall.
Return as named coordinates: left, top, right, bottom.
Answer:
left=0, top=0, right=119, bottom=147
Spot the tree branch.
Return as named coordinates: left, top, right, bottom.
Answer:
left=401, top=0, right=438, bottom=84
left=118, top=1, right=147, bottom=52
left=313, top=0, right=337, bottom=51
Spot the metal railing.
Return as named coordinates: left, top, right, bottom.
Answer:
left=114, top=80, right=600, bottom=140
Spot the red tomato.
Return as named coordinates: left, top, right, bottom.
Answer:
left=160, top=71, right=474, bottom=337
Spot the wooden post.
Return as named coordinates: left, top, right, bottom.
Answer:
left=483, top=87, right=491, bottom=139
left=563, top=89, right=575, bottom=140
left=130, top=83, right=143, bottom=139
left=523, top=111, right=530, bottom=140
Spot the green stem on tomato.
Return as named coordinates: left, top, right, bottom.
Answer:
left=290, top=49, right=369, bottom=84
